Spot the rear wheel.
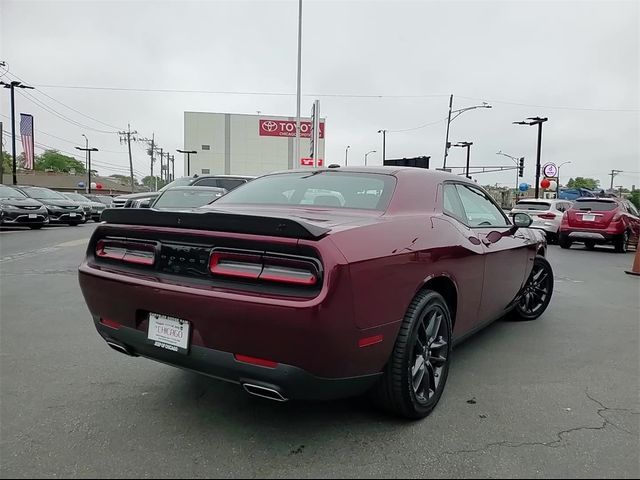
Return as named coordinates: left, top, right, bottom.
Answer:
left=547, top=232, right=558, bottom=245
left=614, top=231, right=630, bottom=253
left=511, top=255, right=554, bottom=321
left=29, top=225, right=43, bottom=230
left=67, top=222, right=80, bottom=227
left=370, top=290, right=452, bottom=419
left=584, top=240, right=596, bottom=250
left=559, top=235, right=572, bottom=249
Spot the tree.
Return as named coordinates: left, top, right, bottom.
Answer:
left=141, top=175, right=167, bottom=190
left=566, top=177, right=600, bottom=190
left=630, top=190, right=640, bottom=210
left=35, top=150, right=86, bottom=174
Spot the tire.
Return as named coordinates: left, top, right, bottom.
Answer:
left=370, top=290, right=452, bottom=419
left=614, top=231, right=630, bottom=253
left=511, top=255, right=554, bottom=321
left=29, top=225, right=43, bottom=230
left=547, top=232, right=558, bottom=245
left=584, top=240, right=596, bottom=250
left=559, top=235, right=572, bottom=249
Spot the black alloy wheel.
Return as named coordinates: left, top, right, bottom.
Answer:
left=512, top=255, right=554, bottom=321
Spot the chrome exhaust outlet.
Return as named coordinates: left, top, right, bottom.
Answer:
left=106, top=340, right=136, bottom=357
left=242, top=383, right=288, bottom=402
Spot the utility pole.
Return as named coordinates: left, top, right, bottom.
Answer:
left=149, top=134, right=155, bottom=187
left=377, top=130, right=387, bottom=163
left=118, top=124, right=138, bottom=193
left=1, top=80, right=35, bottom=185
left=170, top=155, right=175, bottom=182
left=0, top=121, right=3, bottom=182
left=294, top=0, right=303, bottom=167
left=514, top=117, right=548, bottom=198
left=75, top=146, right=99, bottom=193
left=609, top=169, right=623, bottom=191
left=443, top=95, right=492, bottom=170
left=158, top=148, right=164, bottom=185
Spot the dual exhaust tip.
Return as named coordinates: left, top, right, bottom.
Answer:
left=105, top=340, right=288, bottom=402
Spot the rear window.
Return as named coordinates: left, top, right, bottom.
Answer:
left=574, top=200, right=618, bottom=212
left=214, top=172, right=396, bottom=211
left=153, top=189, right=224, bottom=209
left=515, top=201, right=551, bottom=211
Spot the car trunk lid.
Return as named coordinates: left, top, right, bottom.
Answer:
left=567, top=200, right=618, bottom=228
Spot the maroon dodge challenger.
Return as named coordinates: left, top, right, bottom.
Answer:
left=79, top=167, right=553, bottom=419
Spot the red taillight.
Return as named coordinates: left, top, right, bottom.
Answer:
left=538, top=212, right=557, bottom=220
left=100, top=318, right=121, bottom=330
left=561, top=212, right=570, bottom=225
left=209, top=250, right=319, bottom=286
left=234, top=354, right=278, bottom=369
left=96, top=239, right=156, bottom=266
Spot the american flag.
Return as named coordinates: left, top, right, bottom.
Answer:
left=20, top=113, right=34, bottom=169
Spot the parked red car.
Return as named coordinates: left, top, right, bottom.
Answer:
left=79, top=167, right=553, bottom=418
left=559, top=197, right=640, bottom=252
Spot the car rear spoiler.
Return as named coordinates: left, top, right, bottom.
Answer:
left=100, top=208, right=330, bottom=240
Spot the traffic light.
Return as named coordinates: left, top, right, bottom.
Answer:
left=518, top=157, right=525, bottom=177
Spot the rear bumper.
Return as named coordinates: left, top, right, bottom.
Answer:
left=560, top=229, right=619, bottom=243
left=95, top=319, right=381, bottom=401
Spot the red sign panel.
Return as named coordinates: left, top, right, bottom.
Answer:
left=300, top=158, right=324, bottom=167
left=260, top=120, right=325, bottom=138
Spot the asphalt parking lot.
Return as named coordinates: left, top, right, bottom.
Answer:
left=1, top=224, right=638, bottom=479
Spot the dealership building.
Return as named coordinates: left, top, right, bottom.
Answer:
left=183, top=112, right=326, bottom=177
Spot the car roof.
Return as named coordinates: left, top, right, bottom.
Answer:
left=162, top=186, right=226, bottom=192
left=190, top=174, right=255, bottom=180
left=259, top=166, right=474, bottom=183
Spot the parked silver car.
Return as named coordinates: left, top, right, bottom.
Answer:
left=509, top=198, right=573, bottom=243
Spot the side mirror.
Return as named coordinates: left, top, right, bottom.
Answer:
left=512, top=212, right=533, bottom=230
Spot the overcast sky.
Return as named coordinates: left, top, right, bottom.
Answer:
left=1, top=0, right=638, bottom=189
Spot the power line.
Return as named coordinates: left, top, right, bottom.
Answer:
left=387, top=116, right=448, bottom=133
left=456, top=95, right=639, bottom=113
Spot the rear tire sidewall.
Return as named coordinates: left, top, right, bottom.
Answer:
left=559, top=234, right=572, bottom=249
left=585, top=240, right=596, bottom=250
left=615, top=231, right=629, bottom=253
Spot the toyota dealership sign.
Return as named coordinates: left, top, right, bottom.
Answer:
left=259, top=119, right=325, bottom=138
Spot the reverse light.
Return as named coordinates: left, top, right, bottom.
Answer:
left=96, top=239, right=156, bottom=266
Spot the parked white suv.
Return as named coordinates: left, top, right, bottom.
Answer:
left=509, top=198, right=573, bottom=243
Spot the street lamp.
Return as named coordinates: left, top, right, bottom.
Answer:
left=364, top=150, right=376, bottom=166
left=442, top=95, right=491, bottom=169
left=345, top=145, right=350, bottom=166
left=177, top=149, right=197, bottom=176
left=81, top=134, right=89, bottom=193
left=556, top=161, right=571, bottom=196
left=75, top=146, right=99, bottom=193
left=377, top=130, right=387, bottom=163
left=451, top=142, right=473, bottom=178
left=1, top=80, right=35, bottom=185
left=513, top=116, right=548, bottom=198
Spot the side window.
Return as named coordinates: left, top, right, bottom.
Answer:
left=194, top=178, right=219, bottom=187
left=443, top=183, right=467, bottom=223
left=627, top=202, right=639, bottom=217
left=555, top=203, right=564, bottom=212
left=455, top=184, right=508, bottom=227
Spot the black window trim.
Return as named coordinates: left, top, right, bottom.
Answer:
left=441, top=180, right=511, bottom=229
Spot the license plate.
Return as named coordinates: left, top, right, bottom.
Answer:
left=69, top=212, right=77, bottom=218
left=148, top=313, right=190, bottom=354
left=583, top=214, right=596, bottom=221
left=28, top=214, right=37, bottom=219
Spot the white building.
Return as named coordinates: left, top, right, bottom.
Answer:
left=183, top=112, right=326, bottom=177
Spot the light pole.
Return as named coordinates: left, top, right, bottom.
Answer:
left=293, top=0, right=303, bottom=167
left=81, top=134, right=89, bottom=193
left=377, top=129, right=387, bottom=163
left=452, top=142, right=473, bottom=178
left=556, top=161, right=571, bottom=196
left=514, top=116, right=548, bottom=198
left=177, top=149, right=197, bottom=176
left=1, top=80, right=35, bottom=185
left=364, top=150, right=376, bottom=166
left=75, top=146, right=98, bottom=193
left=345, top=145, right=350, bottom=166
left=442, top=95, right=491, bottom=169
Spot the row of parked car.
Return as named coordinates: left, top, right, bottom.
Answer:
left=0, top=175, right=255, bottom=229
left=509, top=196, right=640, bottom=253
